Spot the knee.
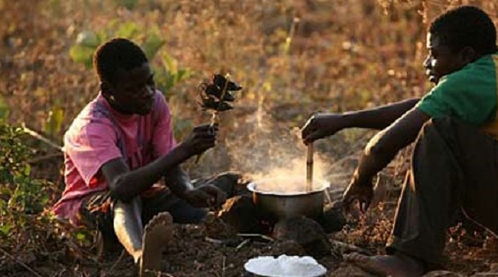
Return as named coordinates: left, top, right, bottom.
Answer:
left=418, top=116, right=455, bottom=140
left=113, top=197, right=142, bottom=217
left=431, top=116, right=456, bottom=132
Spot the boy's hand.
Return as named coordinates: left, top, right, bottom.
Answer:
left=181, top=124, right=218, bottom=157
left=183, top=185, right=227, bottom=208
left=342, top=176, right=373, bottom=214
left=301, top=113, right=347, bottom=144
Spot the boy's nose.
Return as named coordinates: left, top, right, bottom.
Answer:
left=423, top=56, right=432, bottom=69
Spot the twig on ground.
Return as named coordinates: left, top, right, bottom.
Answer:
left=108, top=250, right=126, bottom=273
left=235, top=239, right=251, bottom=251
left=330, top=240, right=372, bottom=255
left=205, top=237, right=226, bottom=245
left=237, top=233, right=274, bottom=242
left=144, top=269, right=174, bottom=276
left=0, top=246, right=44, bottom=277
left=221, top=255, right=226, bottom=277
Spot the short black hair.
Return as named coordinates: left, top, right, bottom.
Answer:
left=430, top=5, right=497, bottom=56
left=93, top=38, right=148, bottom=84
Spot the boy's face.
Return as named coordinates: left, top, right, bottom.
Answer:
left=104, top=62, right=155, bottom=115
left=423, top=32, right=468, bottom=84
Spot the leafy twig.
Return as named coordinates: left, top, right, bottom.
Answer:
left=196, top=73, right=241, bottom=163
left=22, top=124, right=62, bottom=151
left=28, top=152, right=63, bottom=164
left=210, top=73, right=231, bottom=127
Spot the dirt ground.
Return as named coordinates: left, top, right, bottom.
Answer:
left=3, top=191, right=498, bottom=277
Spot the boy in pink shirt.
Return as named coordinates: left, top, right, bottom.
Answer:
left=53, top=38, right=238, bottom=275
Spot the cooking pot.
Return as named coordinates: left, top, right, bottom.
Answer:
left=247, top=179, right=329, bottom=220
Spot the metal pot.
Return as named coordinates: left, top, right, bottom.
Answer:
left=247, top=180, right=328, bottom=220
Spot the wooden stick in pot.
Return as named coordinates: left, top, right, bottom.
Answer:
left=306, top=142, right=314, bottom=192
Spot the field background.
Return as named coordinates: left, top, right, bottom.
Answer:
left=1, top=0, right=498, bottom=276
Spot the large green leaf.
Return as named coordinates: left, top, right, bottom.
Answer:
left=0, top=223, right=12, bottom=236
left=162, top=52, right=177, bottom=73
left=176, top=68, right=192, bottom=83
left=114, top=0, right=138, bottom=10
left=116, top=22, right=139, bottom=39
left=142, top=32, right=165, bottom=60
left=76, top=30, right=100, bottom=48
left=69, top=44, right=94, bottom=68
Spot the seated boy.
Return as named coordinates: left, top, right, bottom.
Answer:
left=301, top=6, right=498, bottom=276
left=53, top=38, right=239, bottom=275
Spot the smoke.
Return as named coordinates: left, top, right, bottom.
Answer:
left=225, top=107, right=330, bottom=193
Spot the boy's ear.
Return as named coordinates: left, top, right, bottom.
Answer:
left=100, top=81, right=113, bottom=96
left=460, top=46, right=477, bottom=64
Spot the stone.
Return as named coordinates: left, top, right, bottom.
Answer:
left=272, top=216, right=331, bottom=259
left=203, top=212, right=237, bottom=239
left=316, top=201, right=346, bottom=233
left=330, top=263, right=377, bottom=276
left=268, top=240, right=307, bottom=257
left=489, top=263, right=498, bottom=272
left=217, top=195, right=263, bottom=233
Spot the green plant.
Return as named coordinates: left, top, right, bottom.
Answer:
left=44, top=105, right=64, bottom=139
left=154, top=52, right=193, bottom=95
left=69, top=21, right=191, bottom=95
left=0, top=124, right=52, bottom=248
left=0, top=95, right=9, bottom=121
left=114, top=0, right=138, bottom=10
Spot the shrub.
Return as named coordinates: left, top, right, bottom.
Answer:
left=0, top=124, right=53, bottom=252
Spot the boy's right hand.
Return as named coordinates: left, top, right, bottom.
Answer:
left=301, top=113, right=347, bottom=144
left=181, top=124, right=218, bottom=157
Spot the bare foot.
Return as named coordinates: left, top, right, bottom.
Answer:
left=139, top=212, right=174, bottom=277
left=344, top=252, right=424, bottom=277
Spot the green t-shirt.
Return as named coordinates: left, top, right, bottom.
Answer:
left=416, top=53, right=498, bottom=126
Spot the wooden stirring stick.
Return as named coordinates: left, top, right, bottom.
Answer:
left=306, top=142, right=314, bottom=192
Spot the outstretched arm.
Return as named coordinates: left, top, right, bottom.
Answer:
left=101, top=124, right=217, bottom=202
left=302, top=98, right=420, bottom=144
left=342, top=107, right=430, bottom=212
left=101, top=144, right=192, bottom=202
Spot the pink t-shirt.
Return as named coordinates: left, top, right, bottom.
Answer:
left=52, top=90, right=176, bottom=225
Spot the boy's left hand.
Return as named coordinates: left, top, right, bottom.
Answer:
left=183, top=185, right=227, bottom=208
left=342, top=177, right=373, bottom=214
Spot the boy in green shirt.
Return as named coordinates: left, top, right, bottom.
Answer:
left=301, top=6, right=498, bottom=276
